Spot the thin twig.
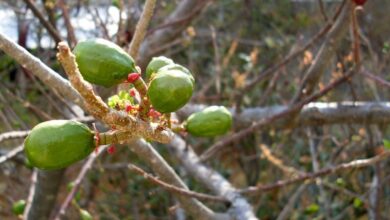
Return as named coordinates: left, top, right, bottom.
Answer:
left=54, top=146, right=107, bottom=220
left=0, top=32, right=83, bottom=108
left=104, top=163, right=229, bottom=203
left=234, top=0, right=347, bottom=110
left=58, top=0, right=77, bottom=47
left=361, top=70, right=390, bottom=88
left=200, top=69, right=355, bottom=162
left=0, top=130, right=29, bottom=143
left=291, top=0, right=350, bottom=104
left=318, top=0, right=329, bottom=21
left=147, top=0, right=210, bottom=36
left=240, top=150, right=390, bottom=195
left=0, top=145, right=24, bottom=164
left=128, top=0, right=156, bottom=58
left=22, top=0, right=62, bottom=44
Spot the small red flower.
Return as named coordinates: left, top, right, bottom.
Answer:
left=148, top=108, right=162, bottom=118
left=107, top=145, right=116, bottom=154
left=353, top=0, right=367, bottom=6
left=127, top=73, right=141, bottom=83
left=129, top=88, right=137, bottom=97
left=125, top=104, right=134, bottom=113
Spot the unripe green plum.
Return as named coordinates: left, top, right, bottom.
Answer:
left=145, top=56, right=174, bottom=80
left=147, top=70, right=193, bottom=113
left=185, top=106, right=232, bottom=137
left=73, top=38, right=137, bottom=87
left=24, top=120, right=95, bottom=170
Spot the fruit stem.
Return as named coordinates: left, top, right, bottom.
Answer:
left=128, top=73, right=151, bottom=120
left=165, top=113, right=171, bottom=128
left=171, top=124, right=185, bottom=133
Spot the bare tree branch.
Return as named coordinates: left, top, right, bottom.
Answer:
left=240, top=151, right=390, bottom=195
left=200, top=70, right=354, bottom=161
left=54, top=146, right=107, bottom=220
left=128, top=0, right=156, bottom=58
left=129, top=139, right=230, bottom=220
left=104, top=162, right=229, bottom=203
left=22, top=0, right=62, bottom=44
left=180, top=101, right=390, bottom=129
left=24, top=169, right=65, bottom=220
left=0, top=145, right=23, bottom=164
left=291, top=1, right=351, bottom=103
left=168, top=135, right=258, bottom=220
left=0, top=32, right=83, bottom=107
left=138, top=0, right=210, bottom=67
left=0, top=130, right=29, bottom=143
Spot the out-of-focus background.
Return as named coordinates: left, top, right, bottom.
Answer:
left=1, top=0, right=390, bottom=219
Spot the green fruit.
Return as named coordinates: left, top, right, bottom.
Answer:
left=185, top=106, right=232, bottom=137
left=24, top=157, right=33, bottom=169
left=159, top=64, right=195, bottom=84
left=147, top=70, right=193, bottom=113
left=12, top=200, right=26, bottom=215
left=24, top=120, right=95, bottom=170
left=145, top=56, right=174, bottom=80
left=73, top=38, right=137, bottom=87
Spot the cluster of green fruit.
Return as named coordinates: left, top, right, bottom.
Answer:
left=24, top=39, right=232, bottom=170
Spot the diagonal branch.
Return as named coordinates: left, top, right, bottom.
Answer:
left=137, top=0, right=210, bottom=67
left=291, top=1, right=351, bottom=103
left=22, top=0, right=62, bottom=44
left=0, top=32, right=83, bottom=107
left=129, top=139, right=230, bottom=220
left=240, top=150, right=390, bottom=195
left=128, top=0, right=156, bottom=58
left=200, top=70, right=354, bottom=161
left=168, top=135, right=258, bottom=220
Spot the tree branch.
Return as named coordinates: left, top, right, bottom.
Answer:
left=22, top=0, right=62, bottom=44
left=128, top=0, right=156, bottom=58
left=23, top=169, right=65, bottom=220
left=291, top=1, right=351, bottom=103
left=137, top=0, right=210, bottom=67
left=181, top=101, right=390, bottom=129
left=104, top=162, right=229, bottom=203
left=0, top=32, right=83, bottom=107
left=240, top=150, right=390, bottom=195
left=128, top=139, right=230, bottom=220
left=168, top=135, right=258, bottom=220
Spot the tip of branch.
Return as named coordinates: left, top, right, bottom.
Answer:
left=57, top=41, right=70, bottom=54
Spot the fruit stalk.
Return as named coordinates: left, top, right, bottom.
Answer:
left=127, top=73, right=151, bottom=119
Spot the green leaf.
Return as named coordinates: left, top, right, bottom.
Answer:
left=383, top=139, right=390, bottom=150
left=353, top=198, right=363, bottom=208
left=304, top=203, right=319, bottom=214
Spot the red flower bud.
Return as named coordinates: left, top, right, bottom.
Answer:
left=127, top=73, right=141, bottom=83
left=107, top=145, right=116, bottom=154
left=125, top=104, right=134, bottom=113
left=148, top=108, right=162, bottom=118
left=353, top=0, right=367, bottom=6
left=129, top=88, right=137, bottom=97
